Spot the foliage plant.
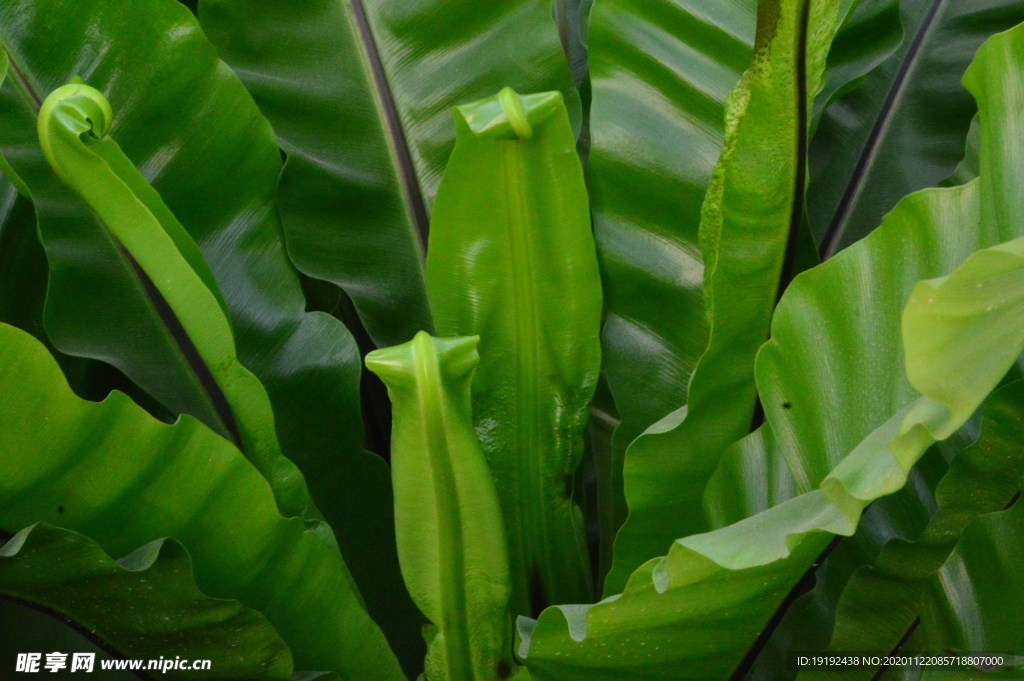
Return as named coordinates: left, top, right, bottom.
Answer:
left=0, top=0, right=1022, bottom=680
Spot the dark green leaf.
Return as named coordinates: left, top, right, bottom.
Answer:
left=1, top=524, right=293, bottom=680
left=812, top=0, right=1024, bottom=257
left=197, top=0, right=580, bottom=348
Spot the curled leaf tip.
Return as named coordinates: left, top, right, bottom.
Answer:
left=40, top=82, right=112, bottom=145
left=455, top=88, right=562, bottom=140
left=498, top=86, right=533, bottom=140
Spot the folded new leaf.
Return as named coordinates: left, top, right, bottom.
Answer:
left=366, top=332, right=522, bottom=681
left=426, top=87, right=601, bottom=615
left=37, top=83, right=308, bottom=518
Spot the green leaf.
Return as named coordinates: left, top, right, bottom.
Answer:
left=812, top=0, right=1024, bottom=257
left=586, top=0, right=756, bottom=498
left=605, top=0, right=842, bottom=593
left=37, top=81, right=307, bottom=518
left=196, top=0, right=579, bottom=348
left=517, top=229, right=1024, bottom=679
left=0, top=524, right=293, bottom=680
left=0, top=0, right=408, bottom=657
left=698, top=19, right=1024, bottom=674
left=425, top=88, right=601, bottom=616
left=812, top=0, right=903, bottom=124
left=799, top=380, right=1024, bottom=680
left=516, top=21, right=1024, bottom=680
left=587, top=2, right=901, bottom=579
left=366, top=332, right=517, bottom=681
left=916, top=500, right=1024, bottom=661
left=0, top=322, right=404, bottom=680
left=0, top=175, right=43, bottom=339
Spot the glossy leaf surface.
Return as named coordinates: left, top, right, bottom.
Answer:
left=0, top=322, right=404, bottom=680
left=367, top=333, right=517, bottom=681
left=197, top=0, right=431, bottom=347
left=426, top=88, right=601, bottom=615
left=0, top=0, right=410, bottom=659
left=812, top=0, right=1024, bottom=256
left=704, top=9, right=1024, bottom=539
left=606, top=0, right=841, bottom=592
left=517, top=22, right=1024, bottom=679
left=197, top=0, right=580, bottom=348
left=0, top=524, right=293, bottom=680
left=519, top=306, right=1021, bottom=681
left=916, top=501, right=1024, bottom=663
left=586, top=1, right=901, bottom=573
left=515, top=200, right=1024, bottom=681
left=586, top=0, right=755, bottom=481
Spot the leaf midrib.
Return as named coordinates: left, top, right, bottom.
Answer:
left=819, top=0, right=947, bottom=259
left=502, top=139, right=552, bottom=615
left=344, top=0, right=430, bottom=254
left=414, top=336, right=473, bottom=680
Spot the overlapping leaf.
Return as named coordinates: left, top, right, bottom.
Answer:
left=587, top=0, right=906, bottom=590
left=811, top=0, right=1024, bottom=256
left=197, top=0, right=579, bottom=348
left=0, top=0, right=407, bottom=660
left=516, top=21, right=1024, bottom=681
left=426, top=88, right=601, bottom=615
left=0, top=322, right=403, bottom=680
left=586, top=1, right=757, bottom=525
left=0, top=524, right=293, bottom=680
left=606, top=0, right=842, bottom=592
left=799, top=380, right=1024, bottom=681
left=518, top=216, right=1024, bottom=681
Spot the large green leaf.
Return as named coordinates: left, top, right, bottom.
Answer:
left=798, top=380, right=1024, bottom=680
left=367, top=333, right=520, bottom=681
left=516, top=21, right=1024, bottom=680
left=517, top=230, right=1024, bottom=681
left=0, top=322, right=403, bottom=680
left=586, top=0, right=756, bottom=499
left=425, top=88, right=601, bottom=616
left=196, top=0, right=579, bottom=348
left=0, top=0, right=410, bottom=661
left=605, top=0, right=842, bottom=592
left=0, top=524, right=292, bottom=680
left=586, top=2, right=902, bottom=582
left=811, top=0, right=1024, bottom=257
